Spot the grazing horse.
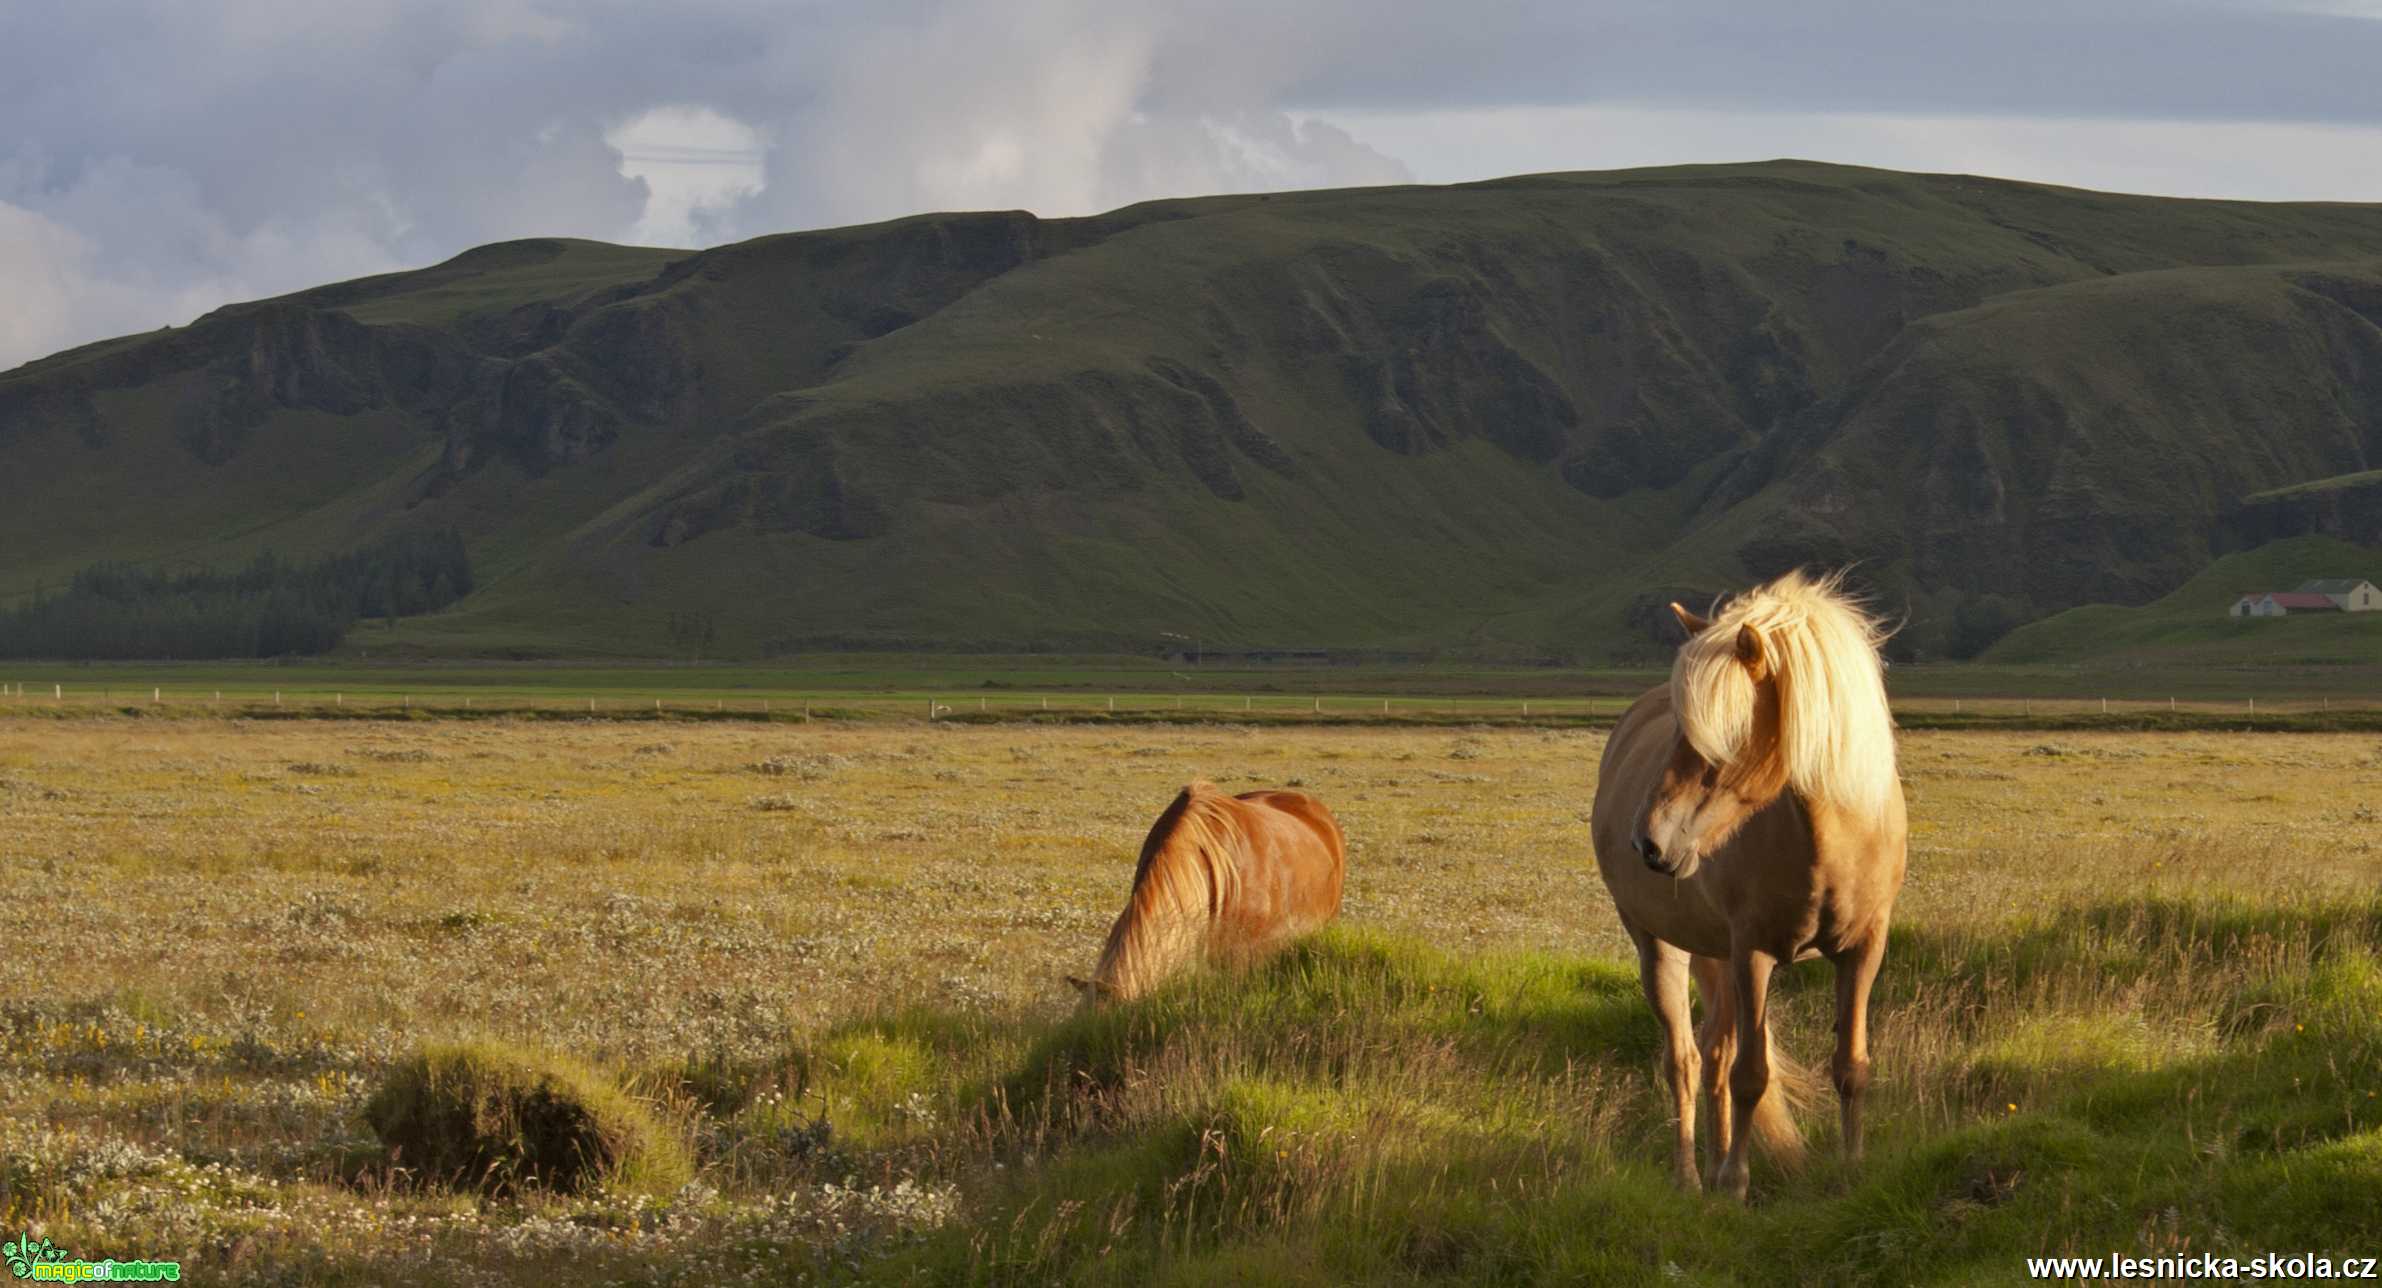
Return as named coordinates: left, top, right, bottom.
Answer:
left=1070, top=781, right=1347, bottom=1003
left=1590, top=570, right=1907, bottom=1201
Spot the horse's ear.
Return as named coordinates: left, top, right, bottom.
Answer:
left=1735, top=624, right=1769, bottom=679
left=1669, top=602, right=1711, bottom=637
left=1065, top=974, right=1099, bottom=996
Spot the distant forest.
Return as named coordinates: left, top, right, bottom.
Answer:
left=0, top=531, right=472, bottom=659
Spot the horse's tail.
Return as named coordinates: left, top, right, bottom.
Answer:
left=1695, top=958, right=1815, bottom=1168
left=1751, top=1027, right=1815, bottom=1169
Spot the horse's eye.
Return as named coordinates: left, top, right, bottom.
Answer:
left=1700, top=766, right=1720, bottom=789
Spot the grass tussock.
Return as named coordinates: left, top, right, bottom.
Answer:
left=362, top=1041, right=691, bottom=1197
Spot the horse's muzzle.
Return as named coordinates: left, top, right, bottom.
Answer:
left=1635, top=834, right=1665, bottom=869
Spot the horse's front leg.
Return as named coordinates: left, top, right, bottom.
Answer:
left=1690, top=954, right=1735, bottom=1188
left=1716, top=946, right=1778, bottom=1203
left=1630, top=928, right=1701, bottom=1192
left=1829, top=928, right=1888, bottom=1164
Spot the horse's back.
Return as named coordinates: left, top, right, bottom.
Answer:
left=1227, top=788, right=1346, bottom=942
left=1236, top=788, right=1345, bottom=856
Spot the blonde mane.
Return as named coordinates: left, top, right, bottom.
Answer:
left=1089, top=782, right=1245, bottom=1000
left=1670, top=569, right=1897, bottom=816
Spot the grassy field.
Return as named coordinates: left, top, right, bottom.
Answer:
left=3, top=719, right=2379, bottom=1283
left=4, top=651, right=2382, bottom=722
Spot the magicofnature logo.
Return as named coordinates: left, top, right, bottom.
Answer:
left=5, top=1230, right=182, bottom=1281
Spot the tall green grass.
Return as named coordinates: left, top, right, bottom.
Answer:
left=650, top=901, right=2382, bottom=1285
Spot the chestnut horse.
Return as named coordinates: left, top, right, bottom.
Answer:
left=1591, top=570, right=1907, bottom=1200
left=1070, top=781, right=1347, bottom=1003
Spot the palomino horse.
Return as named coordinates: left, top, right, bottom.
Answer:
left=1070, top=781, right=1347, bottom=1003
left=1591, top=570, right=1907, bottom=1200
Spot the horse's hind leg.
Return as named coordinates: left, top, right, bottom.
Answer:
left=1691, top=955, right=1735, bottom=1187
left=1829, top=928, right=1888, bottom=1163
left=1630, top=928, right=1700, bottom=1192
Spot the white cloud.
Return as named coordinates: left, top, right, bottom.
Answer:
left=0, top=0, right=1421, bottom=369
left=609, top=106, right=767, bottom=247
left=0, top=203, right=114, bottom=366
left=725, top=0, right=1412, bottom=234
left=0, top=173, right=407, bottom=374
left=756, top=0, right=1166, bottom=226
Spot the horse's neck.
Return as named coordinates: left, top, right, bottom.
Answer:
left=1098, top=840, right=1223, bottom=997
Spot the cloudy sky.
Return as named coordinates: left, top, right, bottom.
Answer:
left=5, top=0, right=2381, bottom=370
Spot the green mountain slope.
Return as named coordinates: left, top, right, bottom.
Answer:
left=1985, top=534, right=2382, bottom=666
left=5, top=161, right=2382, bottom=659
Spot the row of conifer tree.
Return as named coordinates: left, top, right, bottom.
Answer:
left=0, top=530, right=472, bottom=659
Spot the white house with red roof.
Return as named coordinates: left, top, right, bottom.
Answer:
left=2230, top=589, right=2349, bottom=617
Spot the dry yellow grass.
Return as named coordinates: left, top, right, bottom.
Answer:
left=7, top=721, right=2376, bottom=1036
left=2, top=718, right=2378, bottom=1281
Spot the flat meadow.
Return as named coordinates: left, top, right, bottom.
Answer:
left=2, top=716, right=2379, bottom=1283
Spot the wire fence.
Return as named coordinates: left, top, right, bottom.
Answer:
left=1, top=681, right=2375, bottom=724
